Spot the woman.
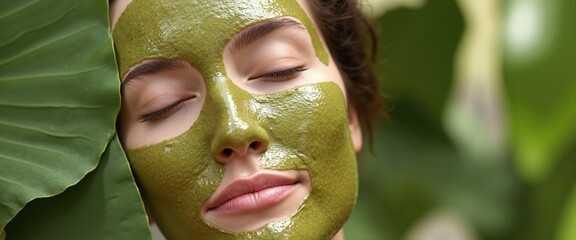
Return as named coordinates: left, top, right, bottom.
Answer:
left=109, top=0, right=381, bottom=239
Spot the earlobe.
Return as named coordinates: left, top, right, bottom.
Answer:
left=348, top=105, right=363, bottom=153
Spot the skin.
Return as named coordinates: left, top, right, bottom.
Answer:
left=111, top=0, right=362, bottom=239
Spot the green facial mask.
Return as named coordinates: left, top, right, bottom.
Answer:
left=113, top=0, right=357, bottom=239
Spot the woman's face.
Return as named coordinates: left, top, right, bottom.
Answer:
left=111, top=0, right=362, bottom=239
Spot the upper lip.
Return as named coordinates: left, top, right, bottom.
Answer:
left=205, top=172, right=298, bottom=211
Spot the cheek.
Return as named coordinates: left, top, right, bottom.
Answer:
left=123, top=82, right=357, bottom=238
left=254, top=82, right=358, bottom=238
left=326, top=59, right=348, bottom=100
left=125, top=115, right=227, bottom=238
left=126, top=129, right=222, bottom=212
left=260, top=83, right=356, bottom=184
left=305, top=56, right=348, bottom=102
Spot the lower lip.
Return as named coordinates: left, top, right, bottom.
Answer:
left=210, top=184, right=297, bottom=214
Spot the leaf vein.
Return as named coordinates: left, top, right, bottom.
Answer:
left=0, top=120, right=91, bottom=140
left=0, top=155, right=57, bottom=175
left=0, top=0, right=41, bottom=20
left=0, top=67, right=104, bottom=82
left=0, top=23, right=97, bottom=66
left=0, top=102, right=101, bottom=109
left=0, top=137, right=72, bottom=158
left=0, top=5, right=76, bottom=47
left=0, top=175, right=30, bottom=189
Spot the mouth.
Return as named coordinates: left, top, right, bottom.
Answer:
left=205, top=173, right=299, bottom=214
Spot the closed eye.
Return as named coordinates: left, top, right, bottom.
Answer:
left=140, top=95, right=197, bottom=122
left=249, top=65, right=307, bottom=82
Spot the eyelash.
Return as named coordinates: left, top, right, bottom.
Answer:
left=138, top=66, right=305, bottom=122
left=140, top=98, right=188, bottom=122
left=250, top=65, right=307, bottom=81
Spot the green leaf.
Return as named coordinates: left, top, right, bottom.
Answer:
left=4, top=136, right=152, bottom=240
left=0, top=0, right=119, bottom=231
left=502, top=0, right=576, bottom=181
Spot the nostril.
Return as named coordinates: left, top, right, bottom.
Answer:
left=216, top=141, right=266, bottom=162
left=222, top=148, right=233, bottom=157
left=249, top=141, right=260, bottom=150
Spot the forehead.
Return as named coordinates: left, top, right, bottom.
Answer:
left=112, top=0, right=326, bottom=77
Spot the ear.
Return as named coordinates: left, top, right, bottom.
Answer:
left=348, top=105, right=363, bottom=152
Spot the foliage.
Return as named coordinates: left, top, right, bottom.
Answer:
left=346, top=0, right=575, bottom=239
left=0, top=0, right=151, bottom=239
left=5, top=137, right=151, bottom=239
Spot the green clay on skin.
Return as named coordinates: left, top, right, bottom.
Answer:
left=113, top=0, right=328, bottom=77
left=127, top=83, right=357, bottom=239
left=113, top=0, right=356, bottom=239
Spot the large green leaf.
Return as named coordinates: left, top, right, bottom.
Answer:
left=0, top=0, right=118, bottom=231
left=5, top=136, right=151, bottom=240
left=502, top=0, right=576, bottom=182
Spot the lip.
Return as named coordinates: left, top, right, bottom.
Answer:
left=205, top=173, right=298, bottom=214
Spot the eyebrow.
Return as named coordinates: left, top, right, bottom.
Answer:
left=122, top=60, right=187, bottom=88
left=121, top=18, right=304, bottom=88
left=228, top=18, right=305, bottom=54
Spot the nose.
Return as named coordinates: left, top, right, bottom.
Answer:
left=209, top=81, right=269, bottom=164
left=212, top=116, right=269, bottom=163
left=216, top=139, right=267, bottom=163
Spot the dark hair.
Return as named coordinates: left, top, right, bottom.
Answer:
left=309, top=0, right=384, bottom=139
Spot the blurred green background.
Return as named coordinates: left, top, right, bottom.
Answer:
left=345, top=0, right=575, bottom=239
